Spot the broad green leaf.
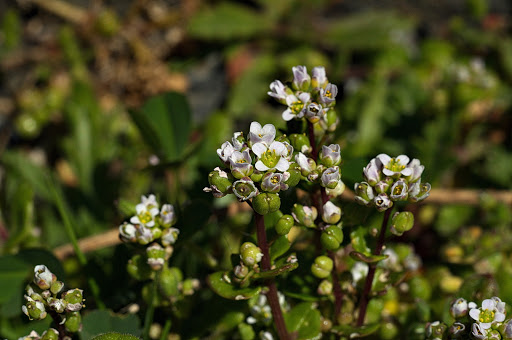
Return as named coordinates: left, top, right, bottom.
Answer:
left=90, top=333, right=139, bottom=340
left=270, top=235, right=291, bottom=261
left=253, top=262, right=298, bottom=280
left=349, top=251, right=388, bottom=264
left=188, top=3, right=270, bottom=40
left=350, top=227, right=371, bottom=255
left=81, top=310, right=141, bottom=340
left=284, top=302, right=321, bottom=339
left=332, top=323, right=380, bottom=338
left=207, top=271, right=261, bottom=300
left=213, top=311, right=245, bottom=334
left=129, top=92, right=192, bottom=162
left=0, top=255, right=30, bottom=304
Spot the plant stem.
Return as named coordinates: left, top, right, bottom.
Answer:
left=48, top=309, right=67, bottom=340
left=143, top=270, right=161, bottom=340
left=319, top=188, right=344, bottom=323
left=255, top=213, right=290, bottom=340
left=159, top=319, right=172, bottom=340
left=356, top=208, right=393, bottom=326
left=307, top=121, right=317, bottom=160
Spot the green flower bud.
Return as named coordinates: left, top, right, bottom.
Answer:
left=374, top=180, right=390, bottom=194
left=234, top=264, right=249, bottom=279
left=62, top=288, right=84, bottom=312
left=499, top=319, right=512, bottom=339
left=127, top=254, right=152, bottom=281
left=292, top=204, right=317, bottom=228
left=317, top=279, right=333, bottom=295
left=288, top=134, right=311, bottom=154
left=65, top=311, right=82, bottom=333
left=389, top=211, right=414, bottom=236
left=240, top=242, right=263, bottom=266
left=207, top=167, right=233, bottom=197
left=321, top=225, right=343, bottom=250
left=146, top=243, right=167, bottom=271
left=488, top=329, right=501, bottom=340
left=321, top=109, right=339, bottom=132
left=250, top=170, right=264, bottom=182
left=252, top=193, right=281, bottom=215
left=158, top=267, right=182, bottom=298
left=285, top=162, right=302, bottom=187
left=182, top=278, right=198, bottom=296
left=151, top=227, right=162, bottom=240
left=380, top=322, right=399, bottom=340
left=49, top=281, right=64, bottom=295
left=41, top=328, right=59, bottom=340
left=275, top=214, right=294, bottom=235
left=22, top=300, right=47, bottom=320
left=311, top=255, right=333, bottom=278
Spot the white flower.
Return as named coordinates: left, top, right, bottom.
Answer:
left=131, top=199, right=159, bottom=228
left=282, top=92, right=310, bottom=121
left=160, top=204, right=176, bottom=227
left=472, top=322, right=488, bottom=339
left=267, top=80, right=289, bottom=103
left=119, top=222, right=137, bottom=242
left=248, top=122, right=276, bottom=146
left=469, top=297, right=506, bottom=329
left=319, top=83, right=338, bottom=105
left=229, top=150, right=253, bottom=178
left=377, top=154, right=413, bottom=177
left=351, top=262, right=369, bottom=283
left=326, top=179, right=345, bottom=197
left=322, top=201, right=342, bottom=224
left=292, top=65, right=311, bottom=91
left=252, top=141, right=290, bottom=172
left=363, top=158, right=381, bottom=185
left=405, top=158, right=424, bottom=183
left=33, top=265, right=55, bottom=290
left=161, top=227, right=180, bottom=246
left=217, top=141, right=235, bottom=163
left=312, top=66, right=327, bottom=88
left=295, top=152, right=314, bottom=175
left=232, top=132, right=245, bottom=150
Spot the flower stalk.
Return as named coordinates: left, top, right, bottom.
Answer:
left=255, top=212, right=290, bottom=340
left=357, top=207, right=393, bottom=326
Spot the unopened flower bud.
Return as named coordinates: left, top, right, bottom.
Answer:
left=448, top=322, right=465, bottom=338
left=326, top=180, right=345, bottom=197
left=319, top=144, right=341, bottom=167
left=240, top=242, right=263, bottom=266
left=354, top=182, right=375, bottom=206
left=317, top=280, right=333, bottom=295
left=41, top=328, right=59, bottom=340
left=229, top=150, right=254, bottom=179
left=321, top=225, right=343, bottom=250
left=275, top=214, right=294, bottom=235
left=50, top=280, right=64, bottom=295
left=146, top=243, right=167, bottom=271
left=488, top=329, right=501, bottom=340
left=311, top=256, right=333, bottom=279
left=252, top=193, right=281, bottom=215
left=292, top=65, right=311, bottom=91
left=321, top=167, right=341, bottom=189
left=322, top=201, right=342, bottom=224
left=450, top=298, right=468, bottom=318
left=19, top=331, right=40, bottom=340
left=234, top=264, right=249, bottom=279
left=33, top=265, right=56, bottom=290
left=499, top=319, right=512, bottom=339
left=292, top=204, right=317, bottom=228
left=426, top=321, right=446, bottom=340
left=161, top=227, right=180, bottom=246
left=119, top=222, right=137, bottom=243
left=312, top=66, right=328, bottom=89
left=363, top=158, right=381, bottom=186
left=320, top=109, right=339, bottom=132
left=182, top=278, right=197, bottom=296
left=136, top=225, right=154, bottom=245
left=285, top=163, right=302, bottom=187
left=250, top=170, right=264, bottom=182
left=389, top=211, right=414, bottom=236
left=233, top=178, right=259, bottom=201
left=160, top=204, right=177, bottom=227
left=305, top=102, right=324, bottom=123
left=22, top=300, right=47, bottom=320
left=232, top=131, right=246, bottom=150
left=289, top=134, right=311, bottom=154
left=65, top=311, right=82, bottom=333
left=319, top=83, right=338, bottom=106
left=374, top=181, right=390, bottom=194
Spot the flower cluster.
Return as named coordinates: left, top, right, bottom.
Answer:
left=205, top=121, right=297, bottom=215
left=119, top=194, right=179, bottom=271
left=268, top=66, right=339, bottom=130
left=354, top=154, right=431, bottom=212
left=21, top=265, right=84, bottom=339
left=426, top=297, right=511, bottom=339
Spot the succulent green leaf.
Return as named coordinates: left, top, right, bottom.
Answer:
left=253, top=262, right=298, bottom=280
left=332, top=323, right=381, bottom=338
left=284, top=302, right=321, bottom=339
left=207, top=271, right=261, bottom=300
left=90, top=333, right=139, bottom=340
left=270, top=235, right=291, bottom=261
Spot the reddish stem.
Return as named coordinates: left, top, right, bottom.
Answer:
left=356, top=208, right=393, bottom=326
left=48, top=309, right=67, bottom=339
left=307, top=121, right=317, bottom=160
left=255, top=213, right=290, bottom=340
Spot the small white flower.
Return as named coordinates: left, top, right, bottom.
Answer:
left=472, top=322, right=488, bottom=339
left=232, top=132, right=245, bottom=150
left=217, top=141, right=235, bottom=163
left=160, top=204, right=176, bottom=227
left=161, top=227, right=180, bottom=246
left=405, top=158, right=424, bottom=183
left=119, top=222, right=137, bottom=242
left=312, top=66, right=327, bottom=88
left=363, top=158, right=381, bottom=185
left=252, top=141, right=290, bottom=172
left=248, top=122, right=276, bottom=146
left=322, top=201, right=342, bottom=224
left=469, top=297, right=506, bottom=329
left=319, top=83, right=338, bottom=105
left=295, top=152, right=314, bottom=175
left=282, top=92, right=310, bottom=121
left=33, top=265, right=55, bottom=290
left=325, top=179, right=345, bottom=197
left=267, top=80, right=289, bottom=103
left=130, top=200, right=159, bottom=228
left=292, top=65, right=311, bottom=91
left=377, top=154, right=413, bottom=177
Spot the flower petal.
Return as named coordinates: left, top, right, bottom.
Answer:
left=396, top=155, right=410, bottom=165
left=282, top=109, right=295, bottom=121
left=255, top=160, right=269, bottom=171
left=377, top=154, right=391, bottom=165
left=482, top=299, right=495, bottom=310
left=275, top=158, right=290, bottom=172
left=469, top=308, right=481, bottom=321
left=252, top=143, right=267, bottom=158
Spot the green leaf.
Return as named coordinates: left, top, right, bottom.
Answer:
left=81, top=310, right=141, bottom=340
left=349, top=251, right=388, bottom=264
left=332, top=323, right=380, bottom=338
left=284, top=302, right=321, bottom=339
left=253, top=262, right=298, bottom=280
left=270, top=235, right=291, bottom=261
left=207, top=271, right=261, bottom=300
left=90, top=333, right=139, bottom=340
left=0, top=255, right=30, bottom=304
left=129, top=92, right=192, bottom=162
left=350, top=227, right=371, bottom=255
left=187, top=3, right=270, bottom=40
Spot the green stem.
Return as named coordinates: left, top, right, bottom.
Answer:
left=49, top=176, right=105, bottom=309
left=356, top=208, right=393, bottom=326
left=159, top=318, right=172, bottom=340
left=143, top=271, right=161, bottom=340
